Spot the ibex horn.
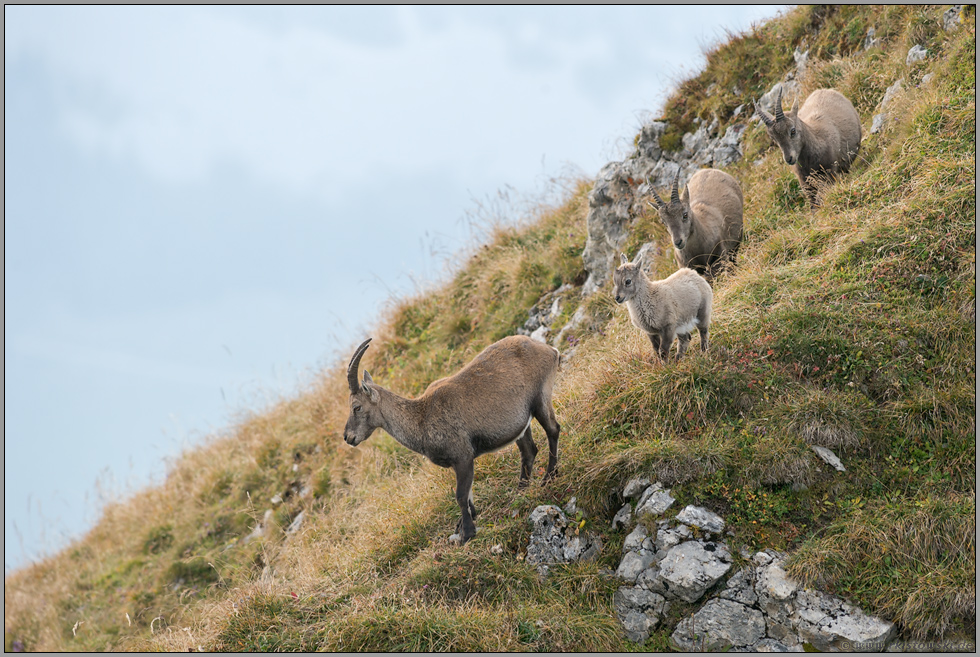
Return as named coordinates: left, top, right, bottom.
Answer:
left=649, top=188, right=667, bottom=209
left=670, top=172, right=681, bottom=203
left=347, top=338, right=372, bottom=393
left=754, top=100, right=775, bottom=127
left=774, top=86, right=785, bottom=122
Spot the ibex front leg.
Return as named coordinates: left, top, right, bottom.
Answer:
left=452, top=461, right=477, bottom=544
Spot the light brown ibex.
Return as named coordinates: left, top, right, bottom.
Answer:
left=343, top=335, right=561, bottom=544
left=755, top=87, right=862, bottom=207
left=649, top=169, right=743, bottom=281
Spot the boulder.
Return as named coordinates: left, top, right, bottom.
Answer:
left=657, top=540, right=732, bottom=603
left=671, top=599, right=767, bottom=651
left=614, top=586, right=669, bottom=643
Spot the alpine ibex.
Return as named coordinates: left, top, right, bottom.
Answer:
left=613, top=253, right=712, bottom=361
left=648, top=169, right=744, bottom=280
left=755, top=87, right=862, bottom=207
left=343, top=335, right=561, bottom=544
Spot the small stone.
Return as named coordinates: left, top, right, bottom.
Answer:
left=943, top=5, right=963, bottom=31
left=285, top=510, right=305, bottom=534
left=623, top=524, right=649, bottom=552
left=811, top=445, right=846, bottom=472
left=611, top=503, right=632, bottom=530
left=675, top=505, right=725, bottom=534
left=623, top=476, right=652, bottom=499
left=490, top=544, right=503, bottom=555
left=563, top=497, right=579, bottom=516
left=636, top=485, right=675, bottom=518
left=906, top=45, right=928, bottom=66
left=617, top=550, right=657, bottom=582
left=530, top=325, right=550, bottom=343
left=864, top=26, right=880, bottom=50
left=270, top=494, right=283, bottom=506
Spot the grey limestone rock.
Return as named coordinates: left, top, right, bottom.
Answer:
left=623, top=475, right=652, bottom=499
left=658, top=540, right=732, bottom=603
left=906, top=44, right=928, bottom=66
left=526, top=505, right=602, bottom=576
left=671, top=598, right=767, bottom=651
left=611, top=502, right=632, bottom=530
left=675, top=505, right=726, bottom=535
left=635, top=483, right=676, bottom=518
left=943, top=5, right=964, bottom=31
left=617, top=549, right=657, bottom=583
left=720, top=566, right=758, bottom=606
left=811, top=444, right=846, bottom=472
left=614, top=586, right=669, bottom=642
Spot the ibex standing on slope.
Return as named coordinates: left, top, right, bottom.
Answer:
left=755, top=87, right=862, bottom=207
left=343, top=335, right=561, bottom=544
left=649, top=169, right=744, bottom=281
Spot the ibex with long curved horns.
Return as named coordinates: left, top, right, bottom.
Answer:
left=755, top=87, right=862, bottom=207
left=343, top=335, right=562, bottom=544
left=648, top=168, right=743, bottom=281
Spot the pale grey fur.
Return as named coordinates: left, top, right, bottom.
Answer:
left=612, top=254, right=713, bottom=361
left=649, top=169, right=744, bottom=281
left=755, top=87, right=862, bottom=207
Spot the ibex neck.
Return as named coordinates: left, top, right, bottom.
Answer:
left=377, top=388, right=427, bottom=455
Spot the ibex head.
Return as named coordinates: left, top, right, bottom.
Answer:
left=647, top=172, right=693, bottom=250
left=613, top=252, right=643, bottom=304
left=343, top=338, right=383, bottom=447
left=755, top=87, right=802, bottom=166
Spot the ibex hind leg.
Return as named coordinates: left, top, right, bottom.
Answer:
left=676, top=333, right=692, bottom=360
left=533, top=400, right=560, bottom=483
left=515, top=425, right=538, bottom=488
left=452, top=462, right=477, bottom=544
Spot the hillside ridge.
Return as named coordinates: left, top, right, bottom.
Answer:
left=5, top=5, right=975, bottom=652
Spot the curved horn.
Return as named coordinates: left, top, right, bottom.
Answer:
left=649, top=187, right=667, bottom=209
left=754, top=99, right=775, bottom=127
left=670, top=172, right=681, bottom=203
left=774, top=86, right=785, bottom=122
left=347, top=338, right=372, bottom=393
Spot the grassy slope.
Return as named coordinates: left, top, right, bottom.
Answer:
left=5, top=5, right=975, bottom=652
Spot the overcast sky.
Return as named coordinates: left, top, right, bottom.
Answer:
left=4, top=5, right=787, bottom=570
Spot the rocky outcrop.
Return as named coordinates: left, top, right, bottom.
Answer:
left=610, top=479, right=897, bottom=650
left=581, top=113, right=750, bottom=294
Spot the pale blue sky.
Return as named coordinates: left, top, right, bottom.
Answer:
left=4, top=5, right=787, bottom=570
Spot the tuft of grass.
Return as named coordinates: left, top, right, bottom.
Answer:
left=788, top=495, right=976, bottom=639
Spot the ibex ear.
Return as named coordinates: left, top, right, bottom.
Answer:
left=361, top=371, right=380, bottom=402
left=791, top=96, right=800, bottom=114
left=620, top=253, right=629, bottom=266
left=682, top=184, right=691, bottom=203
